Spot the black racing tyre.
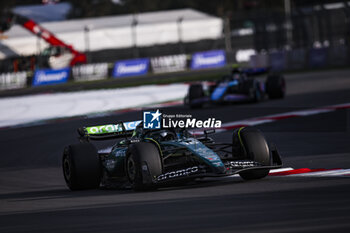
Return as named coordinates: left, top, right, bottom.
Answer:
left=232, top=127, right=271, bottom=180
left=126, top=142, right=163, bottom=191
left=188, top=84, right=204, bottom=108
left=241, top=79, right=262, bottom=102
left=253, top=81, right=264, bottom=102
left=266, top=74, right=286, bottom=99
left=240, top=79, right=254, bottom=96
left=62, top=143, right=101, bottom=190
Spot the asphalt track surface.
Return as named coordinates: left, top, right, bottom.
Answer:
left=1, top=69, right=350, bottom=232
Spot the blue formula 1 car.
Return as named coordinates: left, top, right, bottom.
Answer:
left=62, top=121, right=282, bottom=191
left=184, top=68, right=286, bottom=108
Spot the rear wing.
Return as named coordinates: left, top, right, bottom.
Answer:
left=78, top=120, right=142, bottom=140
left=243, top=67, right=269, bottom=76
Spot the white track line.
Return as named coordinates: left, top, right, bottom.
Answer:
left=288, top=169, right=350, bottom=177
left=269, top=167, right=294, bottom=173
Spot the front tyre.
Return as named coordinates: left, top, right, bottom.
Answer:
left=188, top=84, right=204, bottom=108
left=232, top=127, right=271, bottom=180
left=253, top=81, right=264, bottom=102
left=62, top=143, right=101, bottom=190
left=126, top=142, right=162, bottom=191
left=266, top=74, right=286, bottom=99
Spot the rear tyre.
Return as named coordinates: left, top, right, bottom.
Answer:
left=266, top=74, right=286, bottom=99
left=188, top=84, right=204, bottom=108
left=232, top=127, right=271, bottom=180
left=62, top=143, right=101, bottom=190
left=253, top=81, right=264, bottom=102
left=241, top=79, right=262, bottom=102
left=126, top=142, right=162, bottom=191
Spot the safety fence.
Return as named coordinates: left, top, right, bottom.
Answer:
left=0, top=45, right=349, bottom=90
left=0, top=50, right=225, bottom=90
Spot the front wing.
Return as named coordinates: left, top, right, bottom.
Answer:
left=152, top=146, right=283, bottom=184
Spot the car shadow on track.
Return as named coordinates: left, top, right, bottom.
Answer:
left=0, top=176, right=249, bottom=201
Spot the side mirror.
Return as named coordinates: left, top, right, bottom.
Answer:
left=204, top=129, right=215, bottom=137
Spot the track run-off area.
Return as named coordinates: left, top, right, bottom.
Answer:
left=0, top=69, right=350, bottom=233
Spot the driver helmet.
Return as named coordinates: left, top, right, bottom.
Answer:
left=231, top=64, right=242, bottom=74
left=159, top=130, right=175, bottom=141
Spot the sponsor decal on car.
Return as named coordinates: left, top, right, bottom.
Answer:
left=124, top=121, right=142, bottom=131
left=86, top=121, right=142, bottom=134
left=104, top=159, right=116, bottom=170
left=228, top=161, right=261, bottom=168
left=86, top=124, right=123, bottom=134
left=156, top=166, right=199, bottom=181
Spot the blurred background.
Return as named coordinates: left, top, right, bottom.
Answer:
left=0, top=0, right=349, bottom=91
left=1, top=2, right=350, bottom=232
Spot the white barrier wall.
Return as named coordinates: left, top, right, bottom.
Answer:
left=0, top=9, right=223, bottom=59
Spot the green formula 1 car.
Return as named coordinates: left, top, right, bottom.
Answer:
left=62, top=121, right=282, bottom=191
